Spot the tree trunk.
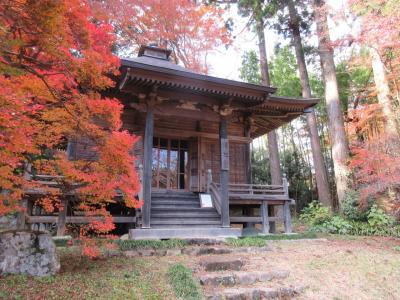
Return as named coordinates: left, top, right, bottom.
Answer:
left=288, top=0, right=332, bottom=207
left=370, top=47, right=399, bottom=138
left=313, top=0, right=349, bottom=207
left=256, top=17, right=282, bottom=185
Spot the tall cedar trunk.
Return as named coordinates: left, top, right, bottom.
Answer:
left=256, top=17, right=282, bottom=185
left=313, top=0, right=349, bottom=206
left=370, top=47, right=399, bottom=138
left=288, top=0, right=332, bottom=207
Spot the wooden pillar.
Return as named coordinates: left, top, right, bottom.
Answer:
left=261, top=201, right=270, bottom=234
left=219, top=115, right=230, bottom=228
left=142, top=106, right=154, bottom=228
left=57, top=198, right=68, bottom=236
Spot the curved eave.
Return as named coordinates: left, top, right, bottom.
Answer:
left=120, top=59, right=277, bottom=101
left=250, top=95, right=319, bottom=138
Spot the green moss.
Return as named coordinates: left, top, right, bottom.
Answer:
left=116, top=239, right=187, bottom=251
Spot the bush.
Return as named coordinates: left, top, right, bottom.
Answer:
left=300, top=201, right=331, bottom=226
left=323, top=216, right=353, bottom=235
left=300, top=200, right=399, bottom=237
left=341, top=190, right=371, bottom=221
left=367, top=205, right=395, bottom=228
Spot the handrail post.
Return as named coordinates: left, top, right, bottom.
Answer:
left=206, top=169, right=212, bottom=193
left=282, top=173, right=289, bottom=197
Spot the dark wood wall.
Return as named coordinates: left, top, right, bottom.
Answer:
left=121, top=107, right=250, bottom=192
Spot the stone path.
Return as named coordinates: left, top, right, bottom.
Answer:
left=186, top=240, right=304, bottom=300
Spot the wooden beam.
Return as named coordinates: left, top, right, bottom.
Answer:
left=154, top=127, right=250, bottom=143
left=230, top=216, right=281, bottom=222
left=219, top=115, right=230, bottom=228
left=142, top=105, right=154, bottom=228
left=26, top=216, right=136, bottom=224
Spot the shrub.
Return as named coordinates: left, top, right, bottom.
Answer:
left=341, top=190, right=372, bottom=221
left=323, top=216, right=353, bottom=235
left=300, top=201, right=331, bottom=226
left=367, top=205, right=395, bottom=228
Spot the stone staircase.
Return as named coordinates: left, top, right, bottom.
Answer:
left=197, top=256, right=303, bottom=299
left=129, top=190, right=241, bottom=239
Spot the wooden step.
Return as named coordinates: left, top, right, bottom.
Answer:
left=151, top=200, right=199, bottom=205
left=151, top=212, right=219, bottom=218
left=151, top=207, right=216, bottom=212
left=151, top=204, right=200, bottom=210
left=150, top=219, right=221, bottom=226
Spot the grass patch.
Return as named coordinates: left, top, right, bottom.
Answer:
left=256, top=232, right=318, bottom=240
left=117, top=239, right=187, bottom=251
left=0, top=248, right=175, bottom=299
left=394, top=246, right=400, bottom=252
left=225, top=237, right=266, bottom=247
left=53, top=238, right=70, bottom=247
left=226, top=232, right=318, bottom=246
left=168, top=264, right=202, bottom=300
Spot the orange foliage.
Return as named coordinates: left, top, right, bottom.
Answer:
left=91, top=0, right=232, bottom=73
left=348, top=105, right=400, bottom=214
left=0, top=0, right=140, bottom=256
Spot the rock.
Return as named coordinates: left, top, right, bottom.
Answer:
left=201, top=259, right=244, bottom=272
left=199, top=270, right=289, bottom=287
left=185, top=238, right=225, bottom=246
left=123, top=250, right=139, bottom=258
left=166, top=249, right=182, bottom=256
left=120, top=234, right=129, bottom=240
left=234, top=272, right=259, bottom=285
left=0, top=230, right=60, bottom=276
left=182, top=247, right=232, bottom=256
left=200, top=273, right=236, bottom=287
left=0, top=215, right=17, bottom=232
left=137, top=249, right=156, bottom=256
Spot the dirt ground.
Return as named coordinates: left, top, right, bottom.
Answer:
left=185, top=236, right=400, bottom=300
left=0, top=235, right=399, bottom=300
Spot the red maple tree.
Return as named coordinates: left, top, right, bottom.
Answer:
left=0, top=0, right=141, bottom=253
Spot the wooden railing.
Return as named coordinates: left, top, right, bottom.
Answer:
left=206, top=169, right=222, bottom=215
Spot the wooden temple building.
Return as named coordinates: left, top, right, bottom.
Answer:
left=19, top=45, right=318, bottom=239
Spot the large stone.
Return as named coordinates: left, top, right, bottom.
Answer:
left=201, top=259, right=244, bottom=272
left=0, top=215, right=17, bottom=232
left=0, top=230, right=60, bottom=276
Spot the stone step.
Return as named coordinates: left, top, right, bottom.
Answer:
left=206, top=286, right=304, bottom=300
left=129, top=227, right=242, bottom=239
left=201, top=259, right=244, bottom=272
left=199, top=270, right=289, bottom=287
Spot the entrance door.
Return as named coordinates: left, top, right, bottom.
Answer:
left=152, top=138, right=188, bottom=190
